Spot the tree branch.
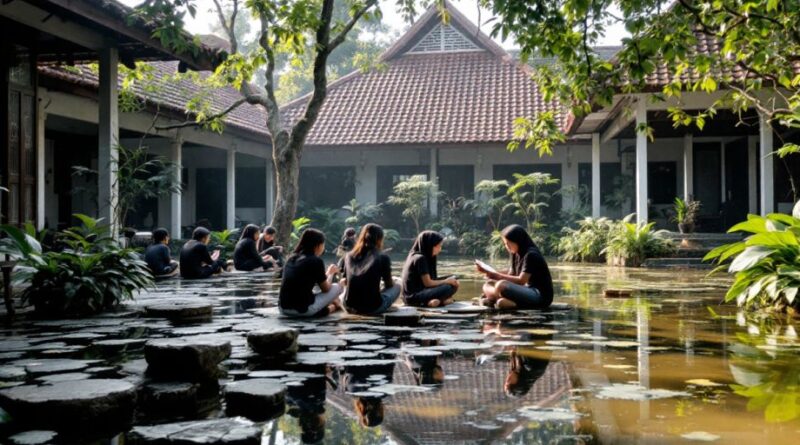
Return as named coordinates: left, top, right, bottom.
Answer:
left=257, top=14, right=285, bottom=144
left=212, top=0, right=240, bottom=53
left=329, top=0, right=378, bottom=51
left=155, top=96, right=254, bottom=130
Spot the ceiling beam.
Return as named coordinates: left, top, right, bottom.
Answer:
left=0, top=0, right=105, bottom=50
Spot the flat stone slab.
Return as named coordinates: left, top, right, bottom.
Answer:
left=144, top=300, right=213, bottom=322
left=127, top=417, right=261, bottom=445
left=224, top=378, right=286, bottom=421
left=10, top=359, right=102, bottom=377
left=8, top=430, right=58, bottom=445
left=0, top=379, right=136, bottom=430
left=145, top=336, right=231, bottom=382
left=246, top=328, right=298, bottom=356
left=140, top=382, right=200, bottom=415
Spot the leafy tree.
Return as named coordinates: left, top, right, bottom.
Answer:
left=485, top=0, right=800, bottom=160
left=473, top=179, right=510, bottom=232
left=505, top=172, right=560, bottom=232
left=387, top=175, right=439, bottom=234
left=135, top=0, right=428, bottom=245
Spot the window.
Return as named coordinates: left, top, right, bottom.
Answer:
left=648, top=161, right=677, bottom=205
left=409, top=24, right=479, bottom=53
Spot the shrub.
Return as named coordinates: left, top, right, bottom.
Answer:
left=387, top=175, right=439, bottom=234
left=557, top=217, right=615, bottom=262
left=704, top=202, right=800, bottom=312
left=473, top=180, right=510, bottom=232
left=459, top=230, right=490, bottom=257
left=0, top=215, right=153, bottom=317
left=506, top=172, right=560, bottom=232
left=603, top=215, right=674, bottom=267
left=210, top=228, right=239, bottom=261
left=342, top=199, right=382, bottom=227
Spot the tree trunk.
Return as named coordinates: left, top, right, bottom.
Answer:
left=271, top=141, right=301, bottom=247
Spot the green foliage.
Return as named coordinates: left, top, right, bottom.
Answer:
left=507, top=112, right=566, bottom=157
left=505, top=172, right=560, bottom=232
left=672, top=197, right=701, bottom=225
left=439, top=196, right=476, bottom=236
left=290, top=217, right=312, bottom=244
left=458, top=230, right=491, bottom=257
left=306, top=207, right=347, bottom=250
left=704, top=202, right=800, bottom=311
left=387, top=175, right=439, bottom=234
left=210, top=228, right=240, bottom=261
left=603, top=215, right=674, bottom=267
left=342, top=199, right=382, bottom=227
left=487, top=0, right=800, bottom=158
left=0, top=215, right=153, bottom=317
left=488, top=230, right=507, bottom=261
left=604, top=174, right=634, bottom=213
left=473, top=179, right=510, bottom=232
left=557, top=217, right=615, bottom=263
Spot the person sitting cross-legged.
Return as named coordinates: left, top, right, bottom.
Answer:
left=400, top=231, right=459, bottom=308
left=279, top=228, right=344, bottom=318
left=342, top=224, right=401, bottom=315
left=233, top=224, right=278, bottom=272
left=144, top=228, right=178, bottom=277
left=179, top=227, right=225, bottom=279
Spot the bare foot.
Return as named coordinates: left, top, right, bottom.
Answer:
left=495, top=298, right=517, bottom=310
left=427, top=299, right=442, bottom=308
left=441, top=298, right=454, bottom=306
left=327, top=303, right=339, bottom=314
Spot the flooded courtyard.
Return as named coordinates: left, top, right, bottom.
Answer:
left=2, top=259, right=799, bottom=444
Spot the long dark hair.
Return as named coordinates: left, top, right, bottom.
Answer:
left=351, top=224, right=384, bottom=260
left=408, top=231, right=444, bottom=279
left=293, top=228, right=326, bottom=256
left=240, top=224, right=260, bottom=241
left=501, top=224, right=537, bottom=274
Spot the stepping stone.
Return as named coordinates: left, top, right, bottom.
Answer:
left=8, top=430, right=58, bottom=445
left=224, top=378, right=286, bottom=421
left=127, top=417, right=261, bottom=445
left=385, top=308, right=422, bottom=326
left=94, top=338, right=148, bottom=354
left=11, top=359, right=101, bottom=377
left=0, top=379, right=136, bottom=430
left=140, top=382, right=199, bottom=414
left=247, top=328, right=298, bottom=357
left=144, top=300, right=213, bottom=323
left=0, top=366, right=27, bottom=381
left=145, top=336, right=231, bottom=382
left=36, top=372, right=92, bottom=384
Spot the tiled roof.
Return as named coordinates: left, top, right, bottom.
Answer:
left=38, top=61, right=269, bottom=138
left=280, top=1, right=564, bottom=147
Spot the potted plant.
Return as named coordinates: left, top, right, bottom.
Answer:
left=672, top=197, right=701, bottom=234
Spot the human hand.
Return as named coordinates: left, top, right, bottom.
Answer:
left=446, top=277, right=459, bottom=288
left=327, top=264, right=340, bottom=276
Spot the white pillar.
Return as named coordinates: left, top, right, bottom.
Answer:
left=634, top=99, right=648, bottom=224
left=265, top=157, right=273, bottom=224
left=747, top=136, right=758, bottom=214
left=720, top=141, right=727, bottom=203
left=683, top=133, right=693, bottom=202
left=36, top=101, right=46, bottom=230
left=98, top=45, right=119, bottom=234
left=429, top=148, right=438, bottom=217
left=170, top=137, right=183, bottom=238
left=759, top=113, right=774, bottom=215
left=226, top=150, right=236, bottom=229
left=591, top=133, right=601, bottom=218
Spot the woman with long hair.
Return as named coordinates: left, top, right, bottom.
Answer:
left=342, top=223, right=400, bottom=314
left=477, top=224, right=554, bottom=309
left=400, top=231, right=458, bottom=307
left=279, top=228, right=343, bottom=317
left=233, top=224, right=277, bottom=271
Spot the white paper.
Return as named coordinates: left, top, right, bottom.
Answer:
left=474, top=259, right=497, bottom=274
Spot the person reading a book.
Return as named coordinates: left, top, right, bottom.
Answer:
left=476, top=224, right=553, bottom=310
left=401, top=231, right=458, bottom=307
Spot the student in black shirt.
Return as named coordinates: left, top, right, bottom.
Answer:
left=257, top=226, right=284, bottom=266
left=279, top=228, right=343, bottom=317
left=342, top=224, right=400, bottom=315
left=401, top=231, right=459, bottom=308
left=144, top=228, right=178, bottom=277
left=477, top=224, right=554, bottom=310
left=335, top=227, right=357, bottom=273
left=179, top=227, right=224, bottom=279
left=233, top=224, right=278, bottom=272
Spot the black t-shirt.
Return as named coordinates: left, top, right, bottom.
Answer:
left=179, top=240, right=214, bottom=279
left=401, top=253, right=433, bottom=297
left=257, top=237, right=275, bottom=253
left=279, top=254, right=327, bottom=313
left=233, top=238, right=268, bottom=270
left=144, top=243, right=172, bottom=275
left=514, top=247, right=554, bottom=303
left=343, top=252, right=393, bottom=314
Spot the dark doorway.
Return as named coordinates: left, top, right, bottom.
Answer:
left=196, top=168, right=226, bottom=229
left=694, top=142, right=722, bottom=231
left=439, top=165, right=474, bottom=199
left=723, top=138, right=749, bottom=229
left=578, top=162, right=624, bottom=216
left=299, top=166, right=356, bottom=209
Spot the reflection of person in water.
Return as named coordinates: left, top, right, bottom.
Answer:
left=504, top=333, right=552, bottom=397
left=405, top=352, right=445, bottom=386
left=341, top=362, right=395, bottom=427
left=287, top=375, right=328, bottom=444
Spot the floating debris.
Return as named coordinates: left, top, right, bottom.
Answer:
left=595, top=384, right=690, bottom=401
left=681, top=431, right=721, bottom=441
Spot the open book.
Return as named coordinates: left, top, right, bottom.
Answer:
left=474, top=259, right=497, bottom=274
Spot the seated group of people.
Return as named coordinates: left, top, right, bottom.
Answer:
left=143, top=224, right=285, bottom=279
left=277, top=223, right=554, bottom=318
left=144, top=221, right=553, bottom=316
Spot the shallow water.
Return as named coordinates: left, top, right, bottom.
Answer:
left=2, top=259, right=800, bottom=444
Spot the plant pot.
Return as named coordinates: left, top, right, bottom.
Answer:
left=678, top=223, right=694, bottom=234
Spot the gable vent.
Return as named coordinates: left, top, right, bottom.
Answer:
left=409, top=23, right=479, bottom=53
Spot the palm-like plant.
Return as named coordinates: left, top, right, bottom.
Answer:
left=0, top=214, right=153, bottom=317
left=705, top=202, right=800, bottom=311
left=672, top=197, right=701, bottom=233
left=387, top=175, right=439, bottom=234
left=210, top=228, right=240, bottom=261
left=473, top=179, right=510, bottom=232
left=342, top=199, right=382, bottom=227
left=603, top=214, right=674, bottom=267
left=557, top=217, right=615, bottom=262
left=506, top=172, right=560, bottom=232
